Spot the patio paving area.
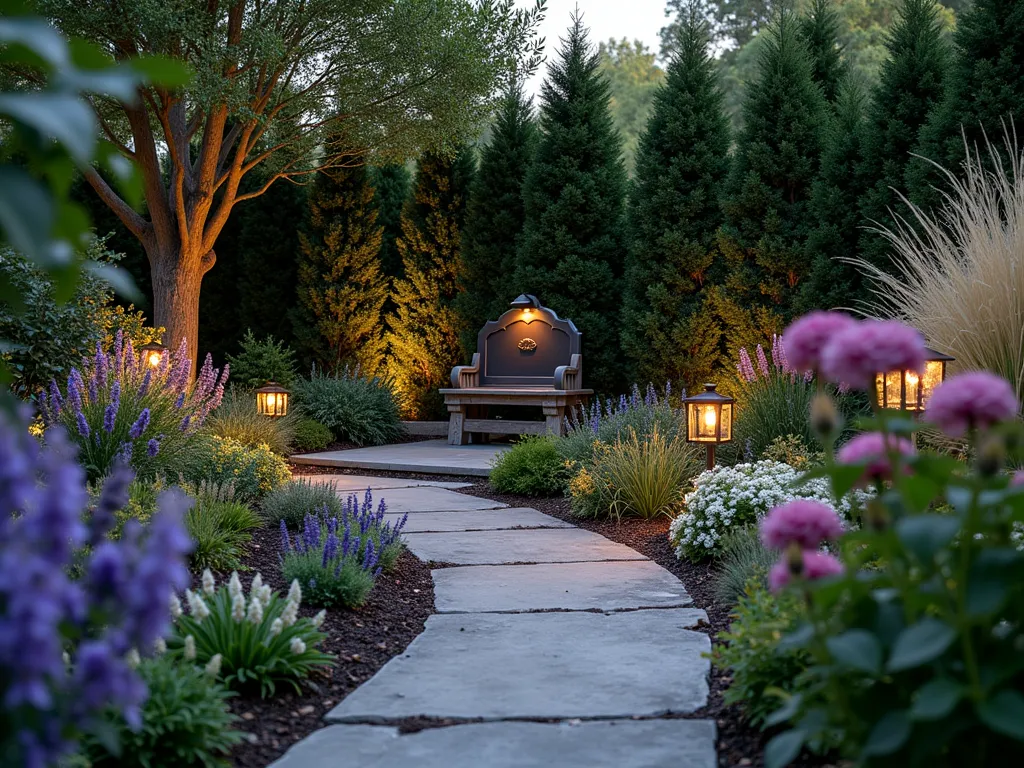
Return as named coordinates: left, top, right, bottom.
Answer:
left=290, top=439, right=508, bottom=477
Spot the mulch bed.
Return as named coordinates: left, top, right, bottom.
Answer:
left=456, top=481, right=830, bottom=768
left=197, top=522, right=435, bottom=767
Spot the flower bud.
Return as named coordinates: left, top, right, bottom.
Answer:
left=184, top=635, right=196, bottom=661
left=201, top=569, right=216, bottom=596
left=290, top=638, right=306, bottom=655
left=125, top=649, right=141, bottom=669
left=810, top=393, right=840, bottom=439
left=205, top=653, right=222, bottom=678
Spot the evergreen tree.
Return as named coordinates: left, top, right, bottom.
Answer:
left=799, top=0, right=848, bottom=105
left=370, top=164, right=412, bottom=279
left=515, top=14, right=629, bottom=393
left=796, top=80, right=868, bottom=312
left=621, top=3, right=731, bottom=389
left=294, top=165, right=388, bottom=374
left=720, top=4, right=828, bottom=320
left=456, top=84, right=537, bottom=357
left=857, top=0, right=949, bottom=288
left=910, top=0, right=1024, bottom=203
left=386, top=149, right=475, bottom=418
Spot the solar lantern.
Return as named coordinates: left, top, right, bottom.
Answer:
left=875, top=347, right=955, bottom=413
left=256, top=381, right=290, bottom=417
left=684, top=383, right=734, bottom=471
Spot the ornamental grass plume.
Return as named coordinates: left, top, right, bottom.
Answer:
left=820, top=319, right=926, bottom=390
left=782, top=311, right=857, bottom=372
left=0, top=406, right=191, bottom=768
left=760, top=500, right=845, bottom=550
left=836, top=431, right=916, bottom=485
left=768, top=550, right=844, bottom=592
left=925, top=371, right=1019, bottom=437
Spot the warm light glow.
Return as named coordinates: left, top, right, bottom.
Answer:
left=906, top=372, right=919, bottom=386
left=523, top=308, right=533, bottom=318
left=266, top=394, right=277, bottom=408
left=146, top=351, right=162, bottom=368
left=703, top=408, right=716, bottom=428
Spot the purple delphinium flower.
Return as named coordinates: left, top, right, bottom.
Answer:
left=147, top=438, right=160, bottom=457
left=756, top=345, right=771, bottom=377
left=128, top=408, right=150, bottom=440
left=196, top=354, right=217, bottom=398
left=322, top=532, right=339, bottom=568
left=76, top=410, right=90, bottom=438
left=618, top=394, right=628, bottom=413
left=363, top=539, right=378, bottom=571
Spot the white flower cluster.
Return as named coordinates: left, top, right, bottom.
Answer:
left=668, top=460, right=870, bottom=560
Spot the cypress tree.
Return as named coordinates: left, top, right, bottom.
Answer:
left=370, top=164, right=412, bottom=279
left=720, top=4, right=828, bottom=319
left=798, top=0, right=847, bottom=105
left=857, top=0, right=949, bottom=288
left=515, top=14, right=628, bottom=393
left=386, top=149, right=475, bottom=419
left=796, top=80, right=868, bottom=312
left=294, top=165, right=388, bottom=374
left=456, top=84, right=537, bottom=357
left=910, top=0, right=1024, bottom=203
left=621, top=3, right=731, bottom=389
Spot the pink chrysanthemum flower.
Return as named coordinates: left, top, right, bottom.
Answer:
left=769, top=551, right=844, bottom=592
left=820, top=319, right=926, bottom=390
left=783, top=311, right=858, bottom=372
left=926, top=371, right=1019, bottom=437
left=836, top=431, right=916, bottom=485
left=761, top=500, right=844, bottom=550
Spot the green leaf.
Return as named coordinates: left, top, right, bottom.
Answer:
left=966, top=548, right=1022, bottom=617
left=84, top=261, right=141, bottom=303
left=910, top=677, right=962, bottom=721
left=830, top=463, right=869, bottom=500
left=0, top=17, right=69, bottom=69
left=764, top=693, right=803, bottom=728
left=945, top=485, right=973, bottom=515
left=977, top=690, right=1024, bottom=741
left=777, top=622, right=814, bottom=651
left=899, top=475, right=941, bottom=513
left=0, top=93, right=97, bottom=163
left=131, top=55, right=194, bottom=87
left=895, top=514, right=961, bottom=562
left=765, top=729, right=805, bottom=768
left=0, top=166, right=54, bottom=262
left=826, top=629, right=882, bottom=674
left=863, top=710, right=911, bottom=756
left=887, top=618, right=957, bottom=672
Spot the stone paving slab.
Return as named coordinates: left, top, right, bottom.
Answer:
left=270, top=719, right=717, bottom=768
left=359, top=486, right=506, bottom=514
left=433, top=560, right=693, bottom=613
left=290, top=439, right=508, bottom=477
left=292, top=474, right=473, bottom=491
left=327, top=609, right=710, bottom=722
left=403, top=527, right=648, bottom=565
left=384, top=508, right=571, bottom=533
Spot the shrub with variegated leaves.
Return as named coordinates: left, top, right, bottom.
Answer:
left=166, top=570, right=333, bottom=697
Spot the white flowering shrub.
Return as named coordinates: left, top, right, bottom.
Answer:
left=669, top=460, right=870, bottom=560
left=166, top=570, right=333, bottom=697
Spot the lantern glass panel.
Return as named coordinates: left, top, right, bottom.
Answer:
left=919, top=360, right=946, bottom=410
left=689, top=403, right=721, bottom=442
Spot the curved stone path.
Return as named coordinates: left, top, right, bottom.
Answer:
left=271, top=475, right=715, bottom=768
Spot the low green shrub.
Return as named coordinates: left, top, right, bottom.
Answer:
left=760, top=434, right=824, bottom=469
left=261, top=479, right=343, bottom=528
left=81, top=655, right=242, bottom=768
left=489, top=436, right=568, bottom=497
left=712, top=579, right=811, bottom=728
left=225, top=329, right=299, bottom=388
left=168, top=571, right=333, bottom=697
left=713, top=525, right=778, bottom=604
left=186, top=435, right=290, bottom=504
left=292, top=367, right=402, bottom=446
left=292, top=418, right=333, bottom=453
left=204, top=387, right=298, bottom=455
left=186, top=497, right=261, bottom=572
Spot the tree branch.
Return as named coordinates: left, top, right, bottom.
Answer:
left=81, top=166, right=151, bottom=242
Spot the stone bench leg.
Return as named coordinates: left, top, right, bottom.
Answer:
left=447, top=403, right=468, bottom=446
left=543, top=405, right=564, bottom=437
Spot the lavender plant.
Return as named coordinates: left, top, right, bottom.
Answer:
left=39, top=331, right=229, bottom=482
left=0, top=407, right=192, bottom=768
left=167, top=571, right=332, bottom=698
left=280, top=492, right=407, bottom=608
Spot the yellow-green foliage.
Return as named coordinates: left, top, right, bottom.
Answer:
left=489, top=436, right=568, bottom=497
left=191, top=435, right=290, bottom=503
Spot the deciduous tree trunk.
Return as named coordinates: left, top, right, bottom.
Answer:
left=148, top=245, right=215, bottom=374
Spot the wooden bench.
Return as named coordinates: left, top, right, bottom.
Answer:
left=440, top=295, right=593, bottom=445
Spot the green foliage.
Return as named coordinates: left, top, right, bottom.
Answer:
left=186, top=435, right=290, bottom=504
left=185, top=497, right=261, bottom=573
left=720, top=4, right=828, bottom=319
left=81, top=656, right=242, bottom=768
left=294, top=163, right=387, bottom=375
left=292, top=367, right=402, bottom=446
left=204, top=387, right=297, bottom=456
left=910, top=0, right=1024, bottom=206
left=260, top=479, right=344, bottom=529
left=760, top=434, right=824, bottom=470
left=225, top=330, right=299, bottom=389
left=712, top=580, right=811, bottom=728
left=621, top=6, right=731, bottom=389
left=456, top=85, right=537, bottom=357
left=515, top=13, right=629, bottom=394
left=281, top=549, right=376, bottom=610
left=798, top=0, right=848, bottom=104
left=385, top=149, right=474, bottom=419
left=292, top=418, right=333, bottom=453
left=370, top=164, right=413, bottom=280
left=169, top=573, right=333, bottom=698
left=763, top=409, right=1024, bottom=766
left=489, top=436, right=568, bottom=497
left=597, top=38, right=664, bottom=175
left=713, top=525, right=778, bottom=603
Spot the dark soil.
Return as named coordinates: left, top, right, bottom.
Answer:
left=202, top=523, right=435, bottom=767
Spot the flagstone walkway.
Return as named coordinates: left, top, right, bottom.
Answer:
left=271, top=475, right=715, bottom=768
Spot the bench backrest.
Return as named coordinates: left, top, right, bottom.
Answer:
left=476, top=299, right=582, bottom=387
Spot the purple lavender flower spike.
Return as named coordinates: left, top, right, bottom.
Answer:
left=124, top=339, right=137, bottom=378
left=138, top=368, right=152, bottom=398
left=37, top=390, right=50, bottom=425
left=322, top=532, right=339, bottom=568
left=618, top=393, right=628, bottom=413
left=630, top=383, right=641, bottom=409
left=147, top=438, right=160, bottom=457
left=364, top=487, right=372, bottom=513
left=279, top=519, right=291, bottom=554
left=115, top=441, right=133, bottom=465
left=179, top=414, right=191, bottom=432
left=113, top=330, right=124, bottom=375
left=94, top=341, right=108, bottom=390
left=363, top=539, right=377, bottom=570
left=210, top=363, right=229, bottom=409
left=129, top=408, right=150, bottom=439
left=196, top=354, right=216, bottom=398
left=394, top=512, right=408, bottom=536
left=66, top=372, right=82, bottom=412
left=378, top=498, right=387, bottom=516
left=88, top=371, right=98, bottom=402
left=103, top=404, right=117, bottom=434
left=89, top=463, right=134, bottom=545
left=48, top=379, right=64, bottom=414
left=350, top=535, right=361, bottom=559
left=76, top=410, right=91, bottom=438
left=175, top=391, right=186, bottom=409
